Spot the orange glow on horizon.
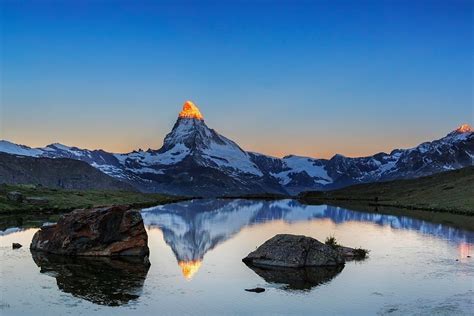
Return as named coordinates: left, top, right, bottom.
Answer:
left=179, top=101, right=204, bottom=120
left=178, top=260, right=203, bottom=280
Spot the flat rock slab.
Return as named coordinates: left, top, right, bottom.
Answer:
left=30, top=205, right=149, bottom=257
left=242, top=234, right=344, bottom=268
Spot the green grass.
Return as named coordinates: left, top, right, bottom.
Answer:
left=0, top=184, right=188, bottom=215
left=299, top=166, right=474, bottom=216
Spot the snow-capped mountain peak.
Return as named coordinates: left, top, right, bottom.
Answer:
left=160, top=102, right=263, bottom=177
left=455, top=124, right=473, bottom=134
left=178, top=100, right=204, bottom=120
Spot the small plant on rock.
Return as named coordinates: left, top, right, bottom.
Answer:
left=353, top=247, right=369, bottom=259
left=325, top=235, right=339, bottom=249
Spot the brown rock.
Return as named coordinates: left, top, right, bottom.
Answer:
left=30, top=205, right=149, bottom=257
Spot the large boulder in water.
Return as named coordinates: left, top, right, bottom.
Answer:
left=242, top=234, right=344, bottom=268
left=30, top=205, right=149, bottom=257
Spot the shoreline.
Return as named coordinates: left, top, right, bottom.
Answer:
left=299, top=198, right=474, bottom=231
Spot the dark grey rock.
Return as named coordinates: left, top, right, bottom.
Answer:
left=242, top=234, right=345, bottom=268
left=7, top=191, right=23, bottom=202
left=12, top=242, right=22, bottom=249
left=245, top=287, right=265, bottom=293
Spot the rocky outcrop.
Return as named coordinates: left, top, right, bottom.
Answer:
left=242, top=234, right=345, bottom=268
left=7, top=191, right=23, bottom=202
left=30, top=205, right=149, bottom=257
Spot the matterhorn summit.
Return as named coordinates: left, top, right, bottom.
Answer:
left=178, top=100, right=204, bottom=120
left=454, top=124, right=473, bottom=134
left=160, top=101, right=264, bottom=177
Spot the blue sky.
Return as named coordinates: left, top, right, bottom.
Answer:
left=1, top=0, right=472, bottom=157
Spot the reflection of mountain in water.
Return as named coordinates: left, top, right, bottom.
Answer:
left=31, top=251, right=150, bottom=306
left=142, top=199, right=474, bottom=279
left=244, top=263, right=344, bottom=291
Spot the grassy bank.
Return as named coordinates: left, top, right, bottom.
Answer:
left=299, top=166, right=474, bottom=216
left=0, top=184, right=188, bottom=215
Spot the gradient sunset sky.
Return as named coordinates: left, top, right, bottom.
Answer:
left=1, top=0, right=472, bottom=158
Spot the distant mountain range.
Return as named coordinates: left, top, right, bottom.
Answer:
left=0, top=101, right=472, bottom=196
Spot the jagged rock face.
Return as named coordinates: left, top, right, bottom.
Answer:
left=0, top=100, right=472, bottom=196
left=242, top=234, right=345, bottom=268
left=30, top=206, right=149, bottom=257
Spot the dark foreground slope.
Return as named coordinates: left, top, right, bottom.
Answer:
left=299, top=166, right=474, bottom=215
left=0, top=184, right=187, bottom=214
left=0, top=152, right=134, bottom=191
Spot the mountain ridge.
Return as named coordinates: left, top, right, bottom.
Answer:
left=0, top=102, right=472, bottom=196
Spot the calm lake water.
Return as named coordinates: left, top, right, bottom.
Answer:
left=1, top=199, right=473, bottom=315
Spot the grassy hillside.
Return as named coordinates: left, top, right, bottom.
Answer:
left=299, top=167, right=474, bottom=216
left=0, top=184, right=188, bottom=214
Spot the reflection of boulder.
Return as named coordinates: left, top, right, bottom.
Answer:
left=31, top=251, right=150, bottom=306
left=245, top=263, right=344, bottom=290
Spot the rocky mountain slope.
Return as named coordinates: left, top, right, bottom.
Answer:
left=0, top=152, right=135, bottom=191
left=0, top=101, right=472, bottom=196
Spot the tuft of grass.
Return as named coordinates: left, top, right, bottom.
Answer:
left=353, top=247, right=369, bottom=259
left=325, top=235, right=339, bottom=249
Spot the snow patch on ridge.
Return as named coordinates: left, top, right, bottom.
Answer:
left=0, top=140, right=42, bottom=157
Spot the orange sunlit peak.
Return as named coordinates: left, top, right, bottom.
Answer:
left=178, top=260, right=202, bottom=280
left=456, top=124, right=473, bottom=133
left=179, top=101, right=204, bottom=120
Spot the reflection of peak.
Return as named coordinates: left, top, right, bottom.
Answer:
left=142, top=199, right=474, bottom=280
left=178, top=260, right=202, bottom=280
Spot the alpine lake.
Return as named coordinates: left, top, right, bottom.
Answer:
left=1, top=199, right=473, bottom=315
